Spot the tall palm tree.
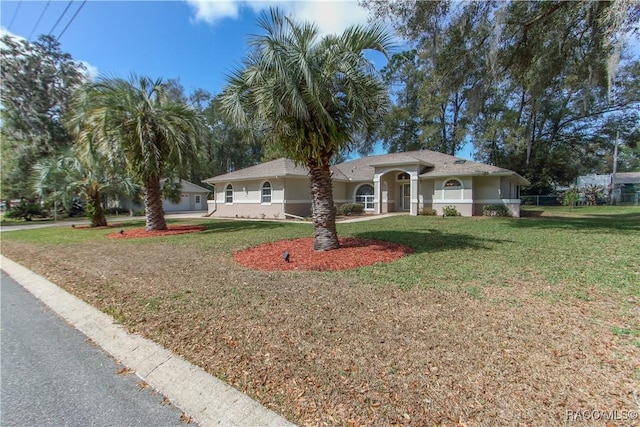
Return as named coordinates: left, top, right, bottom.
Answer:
left=72, top=75, right=204, bottom=231
left=220, top=9, right=392, bottom=251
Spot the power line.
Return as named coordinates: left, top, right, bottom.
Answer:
left=7, top=1, right=22, bottom=32
left=28, top=0, right=51, bottom=41
left=58, top=0, right=86, bottom=41
left=49, top=1, right=74, bottom=36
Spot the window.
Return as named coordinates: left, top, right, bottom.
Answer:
left=397, top=172, right=410, bottom=181
left=225, top=184, right=233, bottom=203
left=261, top=181, right=272, bottom=203
left=195, top=195, right=201, bottom=204
left=445, top=179, right=462, bottom=187
left=355, top=184, right=375, bottom=210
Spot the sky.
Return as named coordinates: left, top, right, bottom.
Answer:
left=0, top=0, right=375, bottom=97
left=2, top=1, right=638, bottom=161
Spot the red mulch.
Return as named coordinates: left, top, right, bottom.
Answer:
left=234, top=237, right=413, bottom=271
left=105, top=225, right=206, bottom=239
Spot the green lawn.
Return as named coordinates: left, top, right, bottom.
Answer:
left=1, top=206, right=639, bottom=425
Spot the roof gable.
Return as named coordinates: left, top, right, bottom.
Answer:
left=161, top=179, right=210, bottom=193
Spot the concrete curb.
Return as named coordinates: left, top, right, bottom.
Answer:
left=1, top=255, right=295, bottom=427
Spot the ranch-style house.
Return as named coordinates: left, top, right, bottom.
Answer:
left=203, top=149, right=529, bottom=218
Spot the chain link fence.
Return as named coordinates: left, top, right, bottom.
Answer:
left=521, top=193, right=640, bottom=206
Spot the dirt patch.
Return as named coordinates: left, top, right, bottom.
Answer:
left=105, top=225, right=206, bottom=239
left=234, top=237, right=413, bottom=271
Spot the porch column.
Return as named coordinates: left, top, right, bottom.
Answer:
left=410, top=172, right=419, bottom=216
left=374, top=175, right=381, bottom=215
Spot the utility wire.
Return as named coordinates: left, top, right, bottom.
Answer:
left=7, top=1, right=22, bottom=32
left=49, top=1, right=74, bottom=36
left=58, top=0, right=86, bottom=41
left=28, top=0, right=51, bottom=41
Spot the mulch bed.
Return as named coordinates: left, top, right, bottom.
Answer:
left=105, top=225, right=206, bottom=239
left=234, top=237, right=414, bottom=271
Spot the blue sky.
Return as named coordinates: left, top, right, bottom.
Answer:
left=2, top=1, right=638, bottom=161
left=0, top=1, right=374, bottom=96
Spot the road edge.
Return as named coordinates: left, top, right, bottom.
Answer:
left=0, top=255, right=295, bottom=427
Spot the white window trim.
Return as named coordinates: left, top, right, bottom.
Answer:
left=260, top=180, right=272, bottom=205
left=396, top=172, right=410, bottom=182
left=443, top=178, right=463, bottom=188
left=225, top=183, right=233, bottom=204
left=354, top=183, right=375, bottom=211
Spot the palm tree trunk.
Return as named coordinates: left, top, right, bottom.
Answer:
left=88, top=189, right=108, bottom=227
left=144, top=175, right=167, bottom=231
left=308, top=159, right=339, bottom=251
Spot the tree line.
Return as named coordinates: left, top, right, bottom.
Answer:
left=0, top=35, right=267, bottom=229
left=362, top=0, right=640, bottom=194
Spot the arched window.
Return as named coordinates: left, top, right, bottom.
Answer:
left=355, top=184, right=375, bottom=210
left=225, top=184, right=233, bottom=203
left=397, top=172, right=410, bottom=181
left=261, top=181, right=272, bottom=203
left=444, top=179, right=462, bottom=188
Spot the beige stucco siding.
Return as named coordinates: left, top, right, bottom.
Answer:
left=418, top=179, right=434, bottom=210
left=284, top=178, right=311, bottom=201
left=500, top=178, right=520, bottom=199
left=434, top=177, right=473, bottom=201
left=473, top=176, right=501, bottom=200
left=333, top=181, right=349, bottom=203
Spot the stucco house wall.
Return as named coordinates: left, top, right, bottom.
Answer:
left=418, top=179, right=435, bottom=211
left=473, top=176, right=501, bottom=200
left=203, top=150, right=529, bottom=219
left=119, top=178, right=209, bottom=213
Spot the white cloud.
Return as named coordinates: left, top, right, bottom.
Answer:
left=186, top=0, right=371, bottom=35
left=79, top=60, right=99, bottom=81
left=186, top=1, right=241, bottom=25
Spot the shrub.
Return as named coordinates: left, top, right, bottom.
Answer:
left=419, top=207, right=437, bottom=216
left=339, top=203, right=365, bottom=216
left=582, top=184, right=605, bottom=206
left=442, top=205, right=461, bottom=217
left=482, top=204, right=511, bottom=217
left=5, top=201, right=44, bottom=221
left=561, top=186, right=580, bottom=208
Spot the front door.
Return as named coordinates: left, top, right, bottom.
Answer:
left=401, top=183, right=410, bottom=211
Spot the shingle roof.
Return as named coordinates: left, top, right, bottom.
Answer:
left=202, top=158, right=309, bottom=183
left=614, top=172, right=640, bottom=184
left=203, top=150, right=530, bottom=185
left=161, top=178, right=210, bottom=193
left=334, top=150, right=529, bottom=184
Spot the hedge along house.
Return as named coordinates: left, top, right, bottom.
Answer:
left=203, top=149, right=529, bottom=218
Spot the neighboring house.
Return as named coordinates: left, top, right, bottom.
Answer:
left=118, top=179, right=210, bottom=213
left=578, top=172, right=640, bottom=204
left=203, top=149, right=529, bottom=218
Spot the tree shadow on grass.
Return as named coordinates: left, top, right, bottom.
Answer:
left=196, top=219, right=300, bottom=234
left=353, top=229, right=511, bottom=254
left=508, top=212, right=640, bottom=233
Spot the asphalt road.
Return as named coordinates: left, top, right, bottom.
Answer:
left=0, top=271, right=189, bottom=427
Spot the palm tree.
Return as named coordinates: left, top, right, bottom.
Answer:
left=220, top=9, right=392, bottom=251
left=72, top=75, right=204, bottom=231
left=33, top=142, right=139, bottom=227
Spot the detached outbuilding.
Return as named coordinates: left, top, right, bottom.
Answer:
left=203, top=149, right=529, bottom=218
left=117, top=179, right=210, bottom=213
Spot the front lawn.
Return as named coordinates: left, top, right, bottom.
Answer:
left=1, top=208, right=638, bottom=426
